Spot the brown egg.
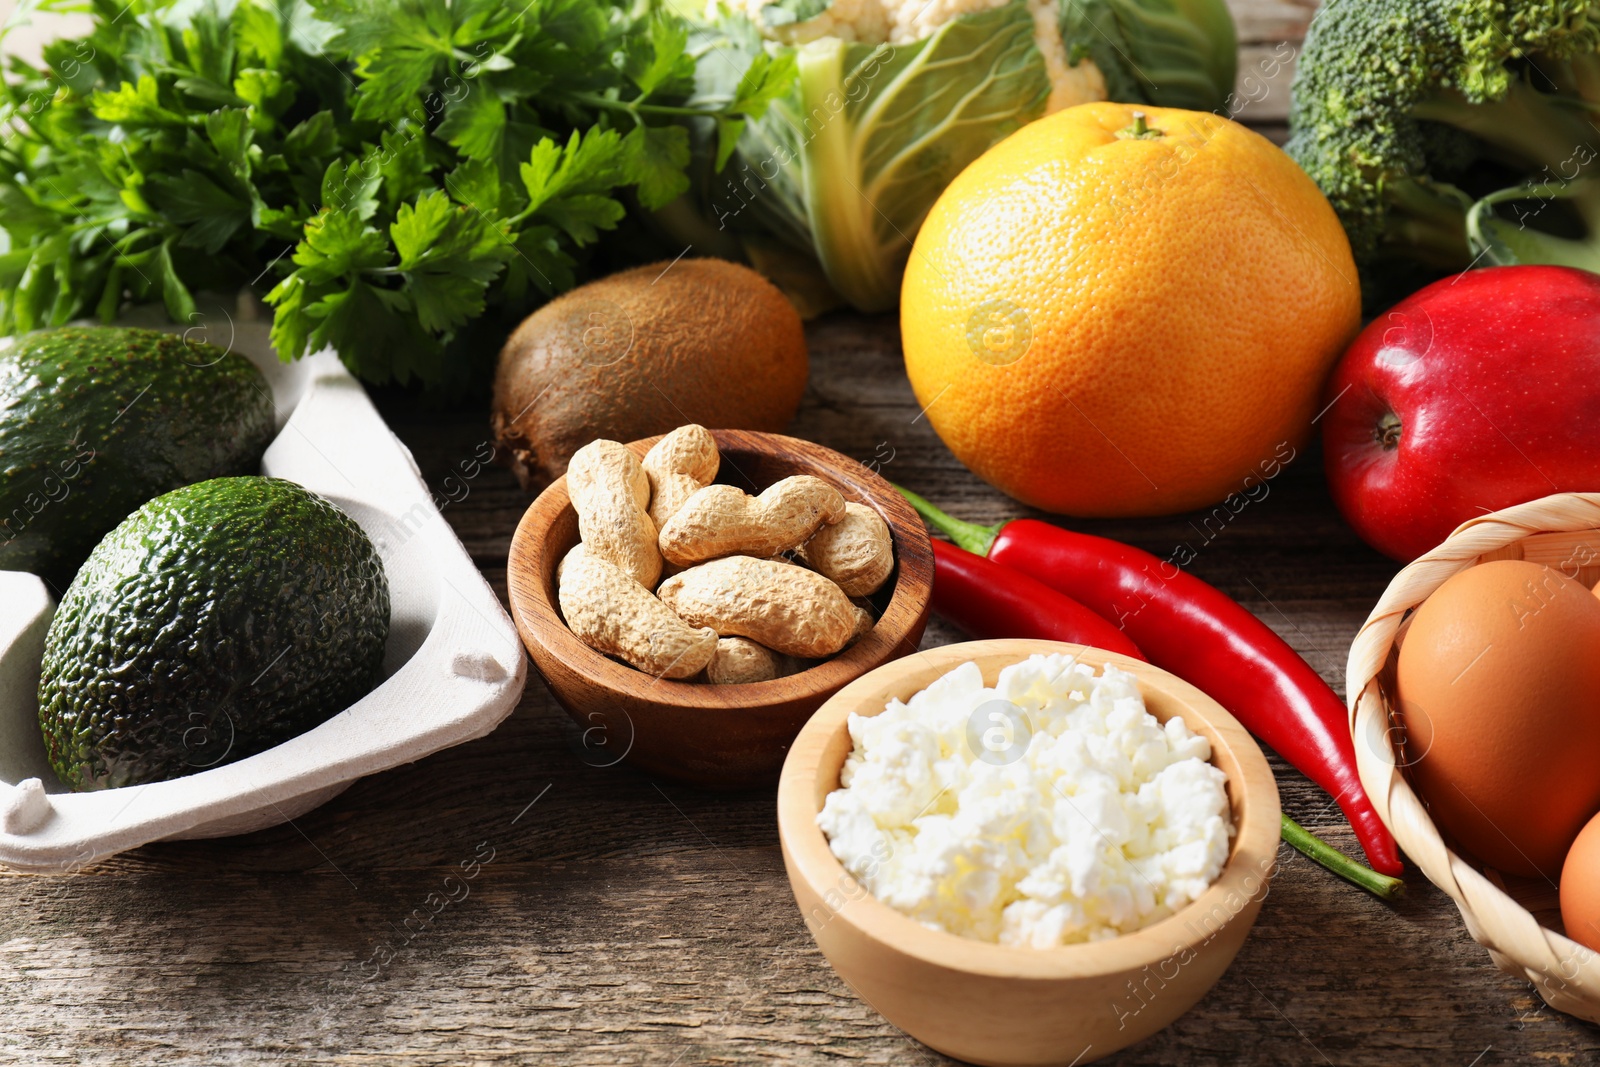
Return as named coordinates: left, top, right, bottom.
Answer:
left=1395, top=559, right=1600, bottom=878
left=1561, top=810, right=1600, bottom=952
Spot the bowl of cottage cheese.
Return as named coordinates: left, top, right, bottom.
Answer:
left=776, top=639, right=1280, bottom=1067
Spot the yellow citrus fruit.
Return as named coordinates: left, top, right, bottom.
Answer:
left=901, top=102, right=1361, bottom=516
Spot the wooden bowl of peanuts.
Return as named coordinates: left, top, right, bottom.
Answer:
left=507, top=427, right=934, bottom=789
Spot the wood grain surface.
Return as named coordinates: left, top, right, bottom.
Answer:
left=5, top=0, right=1599, bottom=1063
left=5, top=317, right=1595, bottom=1066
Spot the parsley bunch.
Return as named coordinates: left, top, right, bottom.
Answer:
left=0, top=0, right=791, bottom=388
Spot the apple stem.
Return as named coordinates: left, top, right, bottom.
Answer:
left=1376, top=412, right=1403, bottom=450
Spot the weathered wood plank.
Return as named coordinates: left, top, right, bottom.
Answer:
left=5, top=314, right=1598, bottom=1066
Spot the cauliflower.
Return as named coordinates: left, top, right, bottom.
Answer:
left=726, top=0, right=1103, bottom=113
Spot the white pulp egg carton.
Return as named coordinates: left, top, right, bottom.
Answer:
left=0, top=300, right=526, bottom=872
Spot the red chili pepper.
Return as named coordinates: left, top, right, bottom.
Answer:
left=929, top=539, right=1146, bottom=660
left=898, top=487, right=1403, bottom=878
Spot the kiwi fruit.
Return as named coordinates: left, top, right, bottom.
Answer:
left=491, top=258, right=809, bottom=487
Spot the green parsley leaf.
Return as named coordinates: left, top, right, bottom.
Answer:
left=435, top=81, right=505, bottom=161
left=624, top=17, right=693, bottom=99
left=373, top=126, right=435, bottom=214
left=443, top=157, right=503, bottom=215
left=714, top=115, right=745, bottom=171
left=625, top=124, right=691, bottom=211
left=156, top=240, right=198, bottom=323
left=306, top=279, right=436, bottom=382
left=291, top=208, right=391, bottom=283
left=265, top=273, right=315, bottom=360
left=233, top=67, right=288, bottom=117
left=321, top=157, right=380, bottom=220
left=500, top=224, right=575, bottom=300
left=91, top=76, right=188, bottom=126
left=520, top=128, right=631, bottom=244
left=713, top=50, right=796, bottom=168
left=233, top=0, right=286, bottom=67
left=729, top=48, right=796, bottom=121
left=0, top=0, right=795, bottom=390
left=147, top=170, right=250, bottom=253
left=282, top=111, right=337, bottom=159
left=205, top=109, right=257, bottom=174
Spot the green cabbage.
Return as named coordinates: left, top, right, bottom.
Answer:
left=672, top=0, right=1237, bottom=312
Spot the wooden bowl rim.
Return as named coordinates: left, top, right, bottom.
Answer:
left=777, top=638, right=1281, bottom=980
left=1347, top=491, right=1600, bottom=1023
left=505, top=428, right=935, bottom=711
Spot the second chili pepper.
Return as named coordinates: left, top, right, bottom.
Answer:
left=897, top=486, right=1403, bottom=878
left=931, top=521, right=1401, bottom=899
left=928, top=538, right=1146, bottom=660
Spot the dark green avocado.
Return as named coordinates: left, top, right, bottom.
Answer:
left=0, top=326, right=275, bottom=587
left=38, top=476, right=391, bottom=791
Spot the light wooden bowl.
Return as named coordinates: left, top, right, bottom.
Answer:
left=1349, top=492, right=1600, bottom=1023
left=778, top=639, right=1280, bottom=1067
left=507, top=429, right=933, bottom=790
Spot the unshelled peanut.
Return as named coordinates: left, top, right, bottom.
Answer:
left=847, top=605, right=876, bottom=645
left=643, top=424, right=719, bottom=530
left=567, top=439, right=661, bottom=587
left=705, top=636, right=782, bottom=684
left=558, top=545, right=716, bottom=678
left=798, top=502, right=894, bottom=597
left=658, top=475, right=845, bottom=566
left=657, top=555, right=857, bottom=658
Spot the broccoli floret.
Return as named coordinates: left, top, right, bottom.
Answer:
left=1285, top=0, right=1600, bottom=302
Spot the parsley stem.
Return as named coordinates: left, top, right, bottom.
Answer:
left=566, top=91, right=724, bottom=119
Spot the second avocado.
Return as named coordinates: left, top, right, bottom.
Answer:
left=0, top=326, right=275, bottom=585
left=38, top=476, right=391, bottom=791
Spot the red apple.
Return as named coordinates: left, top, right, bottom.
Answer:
left=1322, top=265, right=1600, bottom=562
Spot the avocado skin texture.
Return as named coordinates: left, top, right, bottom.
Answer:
left=38, top=476, right=391, bottom=791
left=0, top=326, right=274, bottom=587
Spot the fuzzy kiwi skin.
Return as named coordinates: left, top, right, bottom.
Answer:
left=490, top=259, right=808, bottom=488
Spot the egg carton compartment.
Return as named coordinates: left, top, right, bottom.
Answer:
left=0, top=298, right=526, bottom=872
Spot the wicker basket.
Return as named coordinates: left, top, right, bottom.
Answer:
left=1348, top=492, right=1600, bottom=1022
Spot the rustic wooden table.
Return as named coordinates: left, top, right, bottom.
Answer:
left=4, top=1, right=1599, bottom=1064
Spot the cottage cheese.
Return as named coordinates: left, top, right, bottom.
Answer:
left=817, top=654, right=1234, bottom=947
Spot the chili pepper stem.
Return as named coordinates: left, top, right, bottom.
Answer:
left=895, top=485, right=1001, bottom=556
left=1281, top=814, right=1405, bottom=901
